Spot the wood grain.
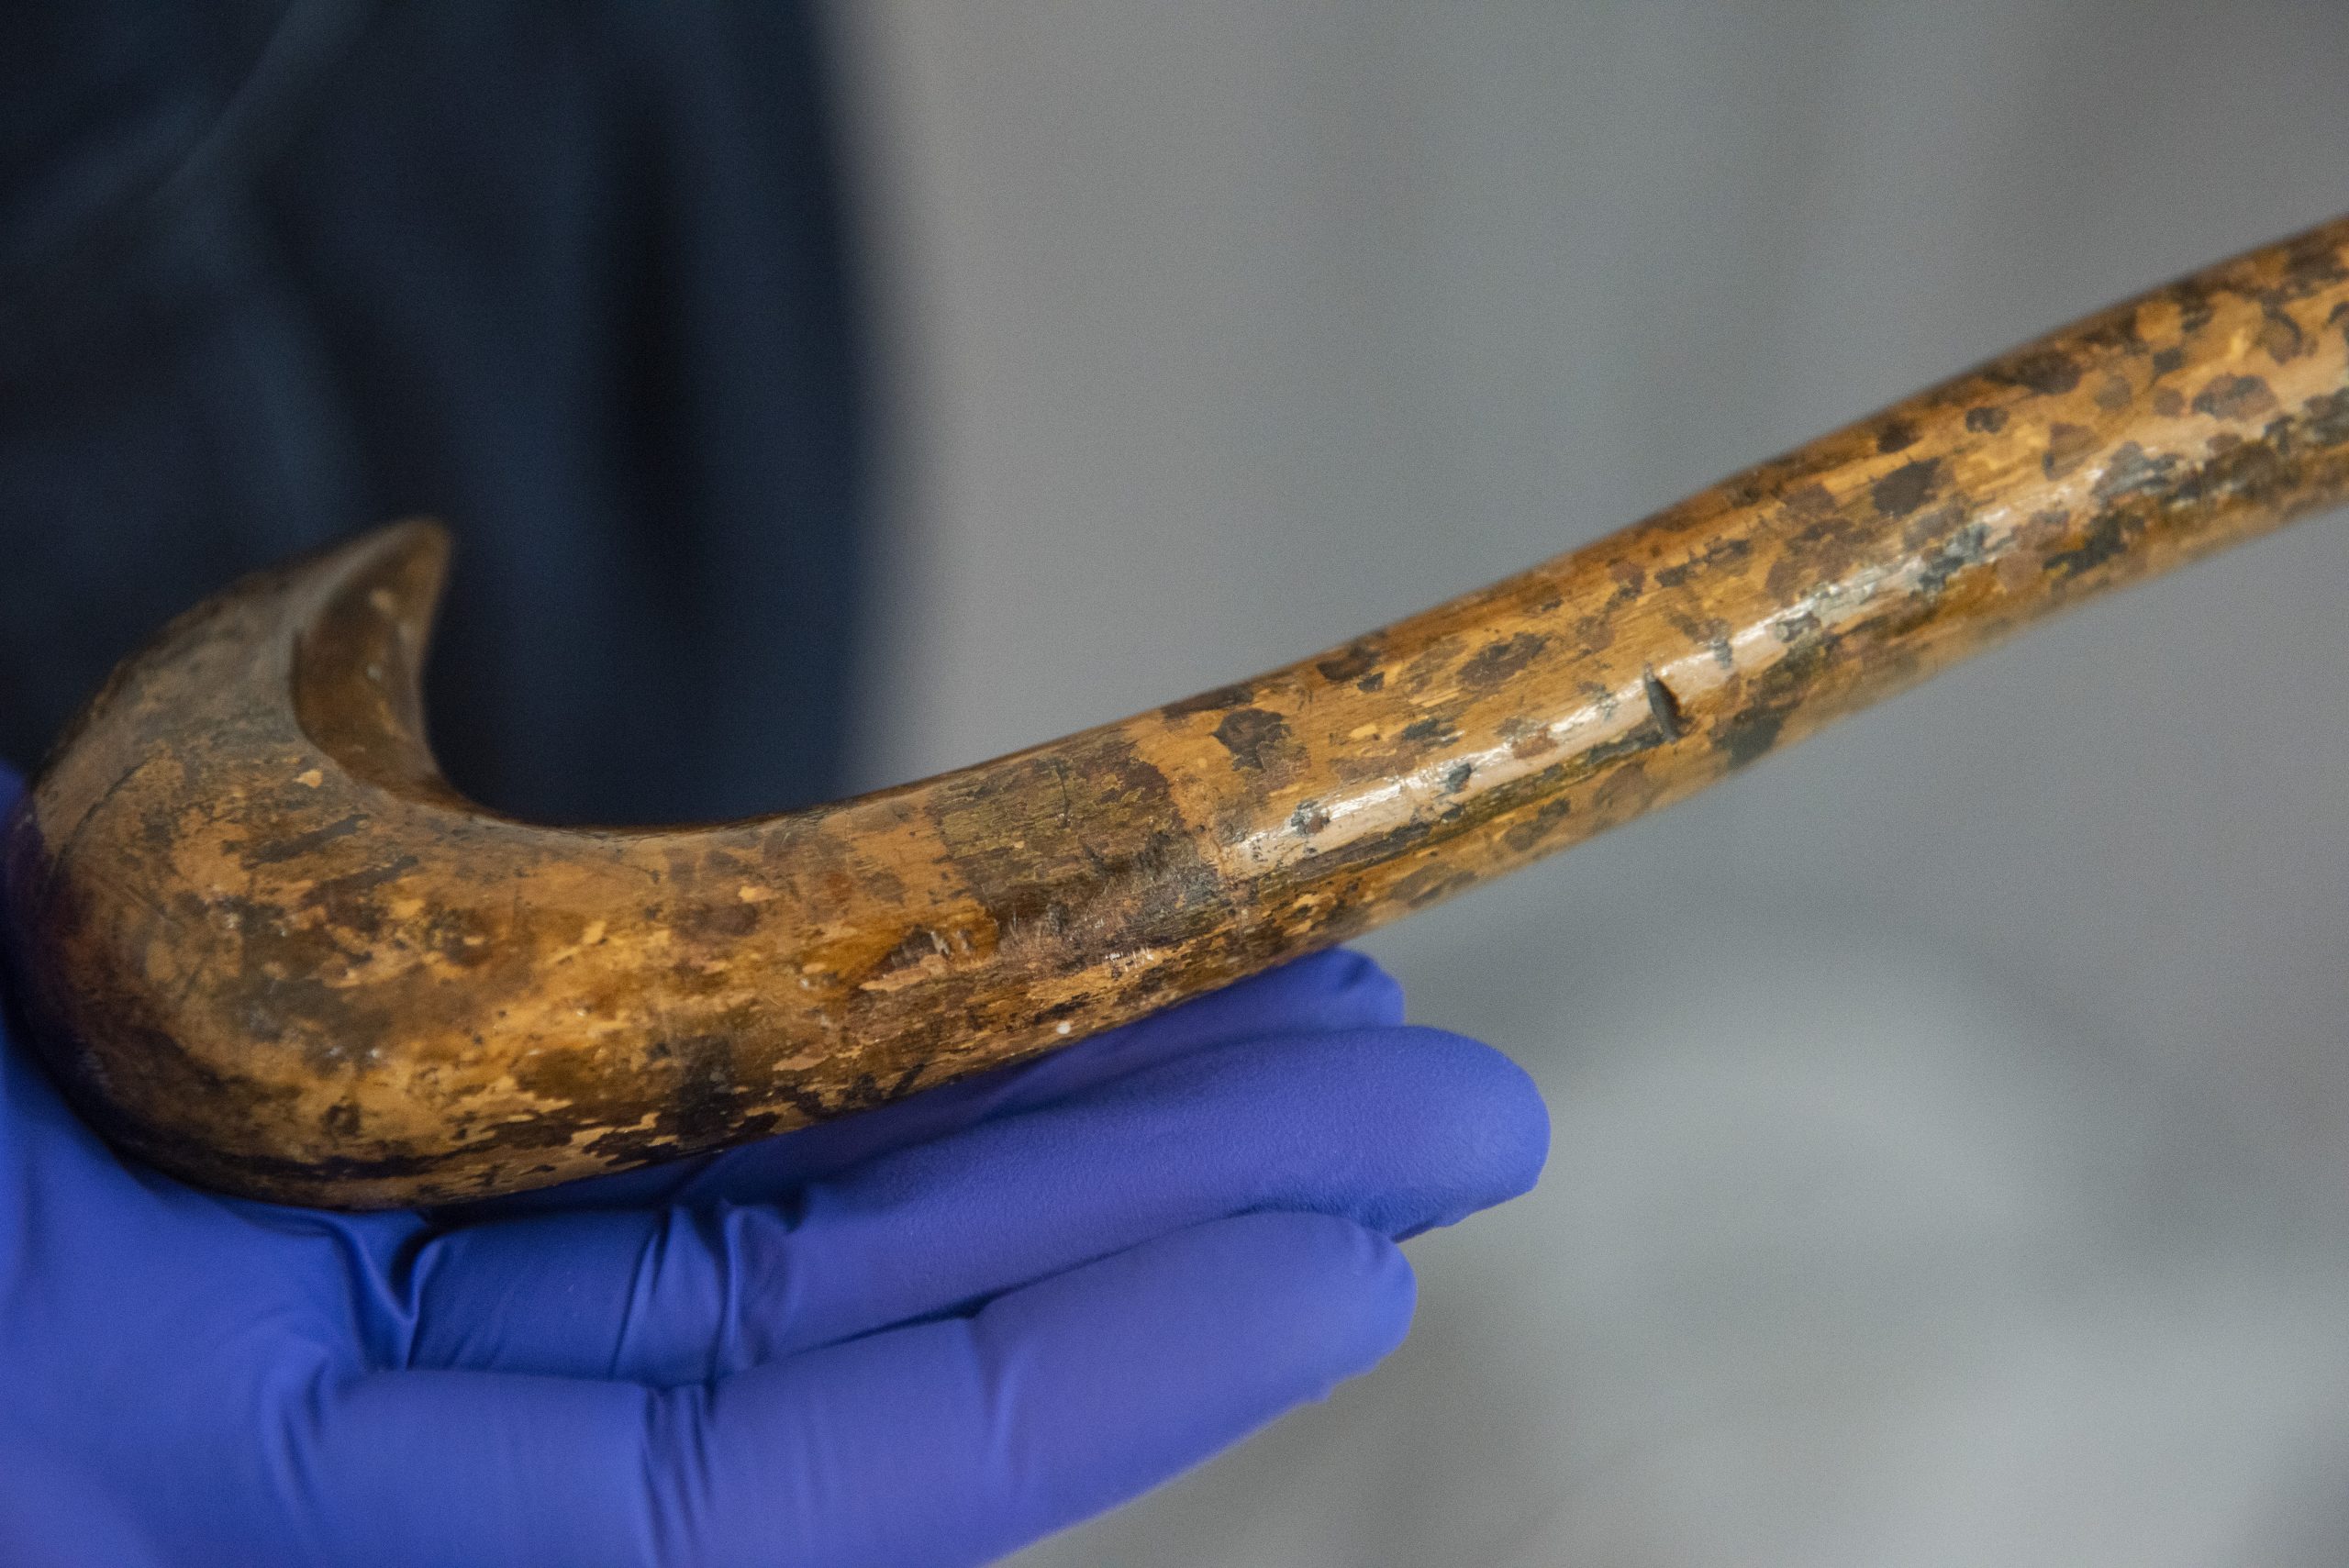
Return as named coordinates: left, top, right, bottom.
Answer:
left=7, top=216, right=2349, bottom=1207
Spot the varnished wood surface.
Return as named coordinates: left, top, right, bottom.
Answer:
left=6, top=217, right=2349, bottom=1207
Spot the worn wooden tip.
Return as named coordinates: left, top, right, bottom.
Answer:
left=6, top=219, right=2349, bottom=1207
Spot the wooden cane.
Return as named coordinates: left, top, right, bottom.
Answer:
left=6, top=216, right=2347, bottom=1207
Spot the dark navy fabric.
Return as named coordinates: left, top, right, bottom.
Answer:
left=0, top=1, right=871, bottom=824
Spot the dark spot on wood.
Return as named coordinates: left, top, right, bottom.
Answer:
left=1440, top=760, right=1475, bottom=795
left=1994, top=348, right=2082, bottom=396
left=2304, top=388, right=2349, bottom=449
left=2192, top=373, right=2277, bottom=421
left=831, top=1070, right=920, bottom=1116
left=930, top=733, right=1218, bottom=944
left=2168, top=282, right=2217, bottom=335
left=1898, top=500, right=1967, bottom=551
left=2198, top=426, right=2295, bottom=511
left=1315, top=639, right=1384, bottom=684
left=1653, top=537, right=1752, bottom=590
left=2045, top=513, right=2134, bottom=581
left=1763, top=501, right=1873, bottom=601
left=1290, top=800, right=1330, bottom=836
left=298, top=855, right=418, bottom=940
left=2150, top=346, right=2186, bottom=378
left=1392, top=863, right=1477, bottom=908
left=169, top=1140, right=454, bottom=1191
left=1576, top=725, right=1665, bottom=771
left=1515, top=731, right=1560, bottom=763
left=1871, top=458, right=1942, bottom=519
left=1356, top=671, right=1386, bottom=693
left=2279, top=230, right=2349, bottom=292
left=1162, top=682, right=1256, bottom=719
left=1500, top=797, right=1572, bottom=855
left=1781, top=483, right=1839, bottom=519
left=2258, top=309, right=2305, bottom=363
left=1400, top=716, right=1456, bottom=746
left=677, top=899, right=761, bottom=941
left=1588, top=759, right=1660, bottom=817
left=1501, top=716, right=1557, bottom=760
left=1915, top=522, right=1988, bottom=596
left=1712, top=633, right=1839, bottom=769
left=875, top=926, right=951, bottom=974
left=421, top=906, right=495, bottom=969
left=660, top=1034, right=742, bottom=1144
left=2092, top=441, right=2177, bottom=505
left=2153, top=388, right=2185, bottom=417
left=1211, top=707, right=1293, bottom=772
left=1876, top=418, right=1919, bottom=454
left=1663, top=535, right=1756, bottom=591
left=239, top=814, right=368, bottom=867
left=1965, top=406, right=2009, bottom=434
left=2094, top=373, right=2134, bottom=412
left=1458, top=632, right=1549, bottom=691
left=2043, top=423, right=2099, bottom=480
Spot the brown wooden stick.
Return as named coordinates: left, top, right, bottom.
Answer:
left=7, top=217, right=2349, bottom=1208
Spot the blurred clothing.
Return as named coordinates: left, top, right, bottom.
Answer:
left=0, top=0, right=870, bottom=823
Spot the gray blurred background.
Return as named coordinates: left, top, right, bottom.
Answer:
left=824, top=4, right=2349, bottom=1562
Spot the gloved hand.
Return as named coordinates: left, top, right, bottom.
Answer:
left=0, top=762, right=1546, bottom=1568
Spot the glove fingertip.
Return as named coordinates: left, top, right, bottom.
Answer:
left=1216, top=1210, right=1418, bottom=1390
left=1331, top=1028, right=1551, bottom=1238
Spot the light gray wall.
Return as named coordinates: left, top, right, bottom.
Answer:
left=830, top=4, right=2349, bottom=1562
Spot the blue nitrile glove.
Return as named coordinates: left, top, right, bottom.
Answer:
left=0, top=762, right=1546, bottom=1567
